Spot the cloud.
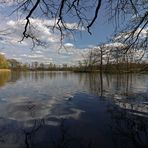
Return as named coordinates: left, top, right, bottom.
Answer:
left=0, top=15, right=86, bottom=64
left=115, top=28, right=148, bottom=40
left=13, top=57, right=22, bottom=61
left=104, top=42, right=125, bottom=48
left=28, top=54, right=45, bottom=59
left=35, top=50, right=43, bottom=54
left=0, top=6, right=88, bottom=65
left=0, top=52, right=5, bottom=55
left=136, top=28, right=148, bottom=38
left=20, top=54, right=27, bottom=57
left=64, top=43, right=74, bottom=48
left=5, top=19, right=58, bottom=44
left=4, top=18, right=84, bottom=45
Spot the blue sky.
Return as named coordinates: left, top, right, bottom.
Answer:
left=0, top=1, right=146, bottom=65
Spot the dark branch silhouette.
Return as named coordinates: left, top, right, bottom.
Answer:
left=0, top=0, right=147, bottom=50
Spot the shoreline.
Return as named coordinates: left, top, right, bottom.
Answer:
left=0, top=69, right=11, bottom=72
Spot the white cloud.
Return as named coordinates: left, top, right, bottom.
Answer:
left=0, top=52, right=5, bottom=55
left=20, top=54, right=27, bottom=57
left=136, top=28, right=148, bottom=38
left=104, top=42, right=125, bottom=48
left=0, top=14, right=85, bottom=64
left=13, top=57, right=22, bottom=61
left=5, top=19, right=58, bottom=44
left=28, top=54, right=45, bottom=59
left=115, top=28, right=148, bottom=40
left=64, top=43, right=74, bottom=48
left=5, top=18, right=84, bottom=45
left=35, top=50, right=43, bottom=54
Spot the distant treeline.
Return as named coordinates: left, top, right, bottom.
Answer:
left=0, top=53, right=148, bottom=73
left=74, top=62, right=148, bottom=73
left=75, top=44, right=148, bottom=73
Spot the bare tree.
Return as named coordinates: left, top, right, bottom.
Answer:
left=108, top=0, right=148, bottom=51
left=0, top=0, right=147, bottom=50
left=0, top=0, right=102, bottom=47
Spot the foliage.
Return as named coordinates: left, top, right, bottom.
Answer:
left=0, top=54, right=9, bottom=69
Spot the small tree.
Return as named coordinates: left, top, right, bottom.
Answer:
left=0, top=54, right=9, bottom=69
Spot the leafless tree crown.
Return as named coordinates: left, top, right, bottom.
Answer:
left=0, top=0, right=148, bottom=49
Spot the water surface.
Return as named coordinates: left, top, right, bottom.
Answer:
left=0, top=71, right=148, bottom=148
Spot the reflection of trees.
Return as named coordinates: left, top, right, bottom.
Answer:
left=51, top=119, right=94, bottom=148
left=0, top=72, right=148, bottom=148
left=78, top=73, right=104, bottom=97
left=21, top=71, right=69, bottom=82
left=77, top=72, right=148, bottom=147
left=0, top=71, right=22, bottom=86
left=0, top=93, right=94, bottom=148
left=78, top=73, right=139, bottom=98
left=22, top=119, right=45, bottom=148
left=108, top=103, right=148, bottom=148
left=10, top=71, right=21, bottom=82
left=0, top=92, right=94, bottom=148
left=0, top=118, right=95, bottom=148
left=0, top=72, right=11, bottom=87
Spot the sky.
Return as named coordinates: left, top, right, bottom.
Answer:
left=0, top=1, right=146, bottom=65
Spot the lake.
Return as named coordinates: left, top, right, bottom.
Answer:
left=0, top=71, right=148, bottom=148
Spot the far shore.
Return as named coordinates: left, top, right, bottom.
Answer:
left=0, top=69, right=148, bottom=74
left=0, top=69, right=11, bottom=72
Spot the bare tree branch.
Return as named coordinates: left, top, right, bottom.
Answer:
left=87, top=0, right=102, bottom=34
left=22, top=0, right=40, bottom=40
